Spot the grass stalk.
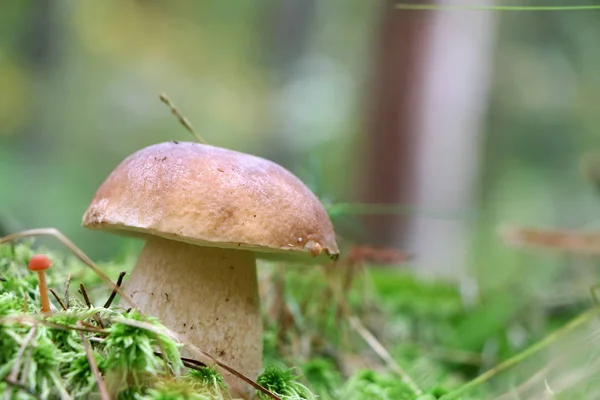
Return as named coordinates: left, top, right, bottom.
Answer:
left=442, top=306, right=600, bottom=399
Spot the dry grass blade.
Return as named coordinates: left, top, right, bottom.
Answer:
left=442, top=306, right=600, bottom=399
left=319, top=263, right=422, bottom=395
left=2, top=378, right=40, bottom=399
left=395, top=4, right=600, bottom=11
left=0, top=228, right=137, bottom=309
left=0, top=314, right=107, bottom=335
left=8, top=327, right=37, bottom=381
left=18, top=346, right=33, bottom=386
left=4, top=327, right=37, bottom=400
left=348, top=315, right=423, bottom=396
left=151, top=329, right=176, bottom=377
left=500, top=225, right=600, bottom=255
left=343, top=245, right=413, bottom=266
left=492, top=358, right=559, bottom=400
left=492, top=327, right=600, bottom=399
left=158, top=92, right=207, bottom=144
left=77, top=321, right=110, bottom=400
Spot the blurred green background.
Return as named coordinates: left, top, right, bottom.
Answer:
left=4, top=2, right=600, bottom=397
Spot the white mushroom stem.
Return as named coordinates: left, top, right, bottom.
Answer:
left=125, top=236, right=262, bottom=379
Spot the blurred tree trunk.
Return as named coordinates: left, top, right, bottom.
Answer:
left=362, top=1, right=497, bottom=278
left=0, top=0, right=61, bottom=232
left=262, top=0, right=317, bottom=167
left=361, top=0, right=431, bottom=246
left=269, top=0, right=316, bottom=77
left=20, top=0, right=58, bottom=70
left=18, top=0, right=61, bottom=155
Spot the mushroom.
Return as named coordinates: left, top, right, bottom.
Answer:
left=82, top=141, right=339, bottom=379
left=28, top=254, right=52, bottom=314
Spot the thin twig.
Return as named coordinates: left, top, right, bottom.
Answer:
left=78, top=321, right=110, bottom=400
left=158, top=93, right=207, bottom=144
left=103, top=271, right=126, bottom=308
left=49, top=288, right=67, bottom=310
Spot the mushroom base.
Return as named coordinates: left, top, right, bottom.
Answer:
left=125, top=236, right=262, bottom=381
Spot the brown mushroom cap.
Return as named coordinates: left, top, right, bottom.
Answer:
left=82, top=142, right=339, bottom=260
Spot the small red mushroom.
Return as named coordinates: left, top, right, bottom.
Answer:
left=28, top=254, right=52, bottom=313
